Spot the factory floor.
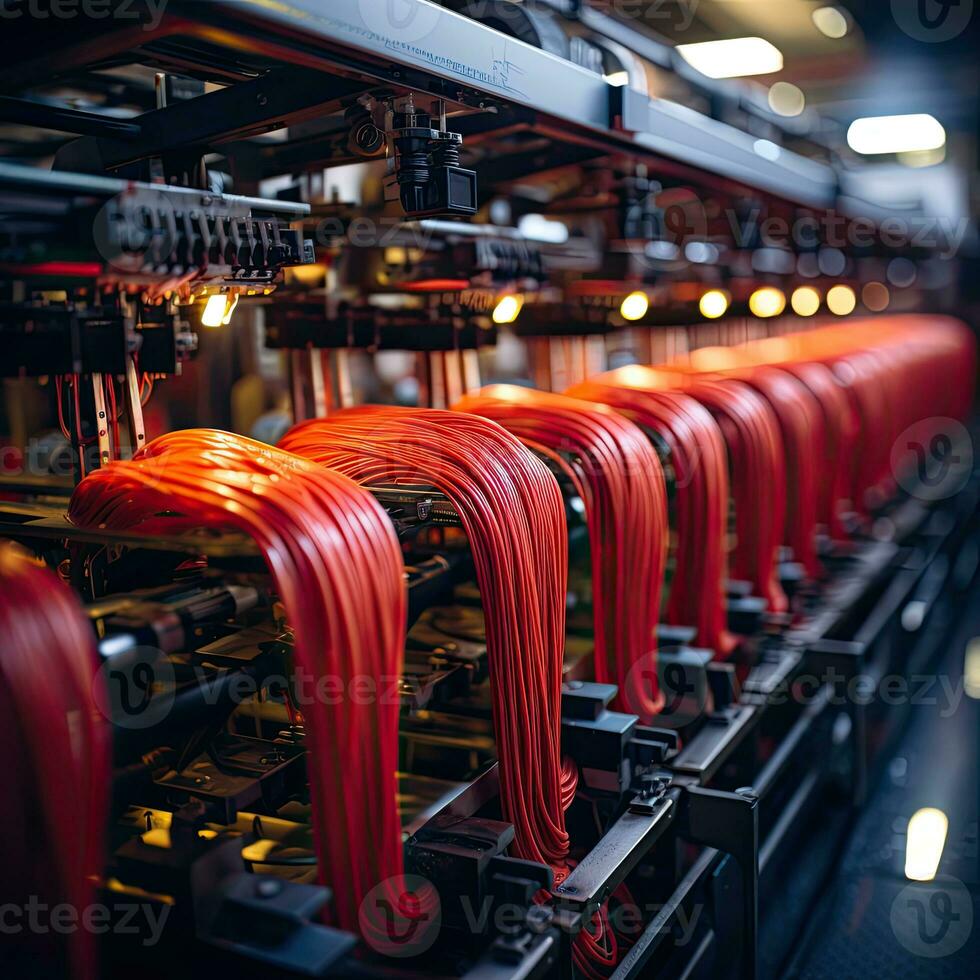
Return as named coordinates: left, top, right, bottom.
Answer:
left=784, top=586, right=980, bottom=979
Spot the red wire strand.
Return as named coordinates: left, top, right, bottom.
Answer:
left=69, top=429, right=412, bottom=936
left=280, top=407, right=575, bottom=866
left=0, top=544, right=110, bottom=980
left=452, top=385, right=670, bottom=721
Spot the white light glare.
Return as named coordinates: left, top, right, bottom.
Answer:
left=812, top=6, right=850, bottom=39
left=676, top=37, right=783, bottom=79
left=905, top=807, right=948, bottom=882
left=847, top=114, right=946, bottom=156
left=603, top=71, right=630, bottom=87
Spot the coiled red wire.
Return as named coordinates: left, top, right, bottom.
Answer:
left=0, top=543, right=110, bottom=980
left=68, top=429, right=412, bottom=938
left=452, top=385, right=670, bottom=721
left=280, top=407, right=575, bottom=866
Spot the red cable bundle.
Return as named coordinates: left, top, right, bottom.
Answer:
left=68, top=429, right=409, bottom=937
left=0, top=543, right=110, bottom=980
left=670, top=350, right=824, bottom=579
left=566, top=374, right=735, bottom=656
left=452, top=385, right=670, bottom=721
left=744, top=316, right=975, bottom=514
left=279, top=407, right=574, bottom=866
left=589, top=367, right=788, bottom=614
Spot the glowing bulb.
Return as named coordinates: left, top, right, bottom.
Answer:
left=748, top=287, right=786, bottom=318
left=492, top=294, right=523, bottom=325
left=827, top=284, right=856, bottom=316
left=791, top=286, right=821, bottom=317
left=905, top=807, right=948, bottom=881
left=620, top=291, right=650, bottom=322
left=201, top=294, right=229, bottom=328
left=699, top=289, right=730, bottom=320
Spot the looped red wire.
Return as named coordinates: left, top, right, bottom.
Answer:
left=0, top=544, right=110, bottom=980
left=453, top=386, right=670, bottom=721
left=280, top=407, right=573, bottom=865
left=69, top=429, right=409, bottom=934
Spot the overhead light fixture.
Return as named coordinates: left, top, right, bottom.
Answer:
left=491, top=294, right=524, bottom=325
left=791, top=286, right=821, bottom=317
left=676, top=37, right=783, bottom=79
left=847, top=114, right=946, bottom=156
left=812, top=6, right=850, bottom=39
left=827, top=284, right=856, bottom=315
left=905, top=807, right=949, bottom=881
left=748, top=286, right=786, bottom=318
left=620, top=290, right=650, bottom=322
left=768, top=81, right=806, bottom=117
left=699, top=289, right=730, bottom=320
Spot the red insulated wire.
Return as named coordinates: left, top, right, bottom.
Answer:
left=744, top=317, right=975, bottom=516
left=566, top=375, right=736, bottom=657
left=668, top=350, right=825, bottom=580
left=452, top=385, right=670, bottom=722
left=591, top=367, right=788, bottom=615
left=280, top=407, right=574, bottom=867
left=0, top=544, right=110, bottom=980
left=68, top=429, right=414, bottom=937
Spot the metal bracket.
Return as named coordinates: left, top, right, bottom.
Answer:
left=677, top=786, right=759, bottom=980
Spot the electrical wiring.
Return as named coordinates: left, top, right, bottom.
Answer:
left=588, top=367, right=788, bottom=614
left=666, top=349, right=825, bottom=579
left=452, top=385, right=670, bottom=721
left=280, top=407, right=573, bottom=867
left=735, top=316, right=975, bottom=518
left=566, top=374, right=736, bottom=657
left=68, top=429, right=413, bottom=938
left=0, top=543, right=110, bottom=980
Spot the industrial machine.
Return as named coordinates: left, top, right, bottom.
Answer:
left=0, top=2, right=977, bottom=979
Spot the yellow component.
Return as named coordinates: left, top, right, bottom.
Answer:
left=619, top=291, right=649, bottom=322
left=749, top=287, right=786, bottom=318
left=202, top=294, right=229, bottom=328
left=827, top=284, right=856, bottom=316
left=492, top=294, right=524, bottom=325
left=791, top=286, right=821, bottom=317
left=699, top=289, right=730, bottom=320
